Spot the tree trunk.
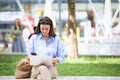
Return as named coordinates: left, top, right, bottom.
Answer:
left=67, top=0, right=78, bottom=59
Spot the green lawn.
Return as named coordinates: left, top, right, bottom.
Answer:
left=0, top=54, right=120, bottom=76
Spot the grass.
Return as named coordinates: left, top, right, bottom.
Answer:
left=57, top=56, right=120, bottom=76
left=0, top=54, right=120, bottom=76
left=0, top=55, right=25, bottom=76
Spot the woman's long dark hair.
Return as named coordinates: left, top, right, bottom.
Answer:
left=34, top=16, right=56, bottom=37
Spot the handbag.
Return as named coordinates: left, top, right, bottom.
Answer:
left=15, top=57, right=32, bottom=79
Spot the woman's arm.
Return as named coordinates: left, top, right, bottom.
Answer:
left=27, top=35, right=34, bottom=55
left=55, top=37, right=65, bottom=63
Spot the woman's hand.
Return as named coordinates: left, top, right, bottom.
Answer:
left=52, top=58, right=59, bottom=64
left=13, top=35, right=17, bottom=40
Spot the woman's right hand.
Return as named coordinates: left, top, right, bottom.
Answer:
left=13, top=35, right=16, bottom=40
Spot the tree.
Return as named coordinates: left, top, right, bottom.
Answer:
left=67, top=0, right=78, bottom=59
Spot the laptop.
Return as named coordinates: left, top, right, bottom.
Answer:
left=29, top=56, right=53, bottom=67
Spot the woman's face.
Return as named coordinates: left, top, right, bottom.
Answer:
left=40, top=24, right=50, bottom=37
left=15, top=19, right=21, bottom=26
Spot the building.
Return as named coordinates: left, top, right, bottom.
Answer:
left=0, top=0, right=119, bottom=42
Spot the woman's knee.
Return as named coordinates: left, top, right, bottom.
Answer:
left=31, top=66, right=39, bottom=79
left=39, top=65, right=48, bottom=70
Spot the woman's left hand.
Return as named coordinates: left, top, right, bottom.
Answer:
left=52, top=58, right=59, bottom=64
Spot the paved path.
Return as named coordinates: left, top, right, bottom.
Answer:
left=0, top=76, right=120, bottom=80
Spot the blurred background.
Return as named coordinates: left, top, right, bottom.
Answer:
left=0, top=0, right=120, bottom=56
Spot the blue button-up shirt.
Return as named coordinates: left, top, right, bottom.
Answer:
left=27, top=33, right=65, bottom=63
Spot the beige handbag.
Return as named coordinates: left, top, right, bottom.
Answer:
left=15, top=57, right=32, bottom=79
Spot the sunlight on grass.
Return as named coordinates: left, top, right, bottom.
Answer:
left=64, top=56, right=120, bottom=64
left=0, top=55, right=120, bottom=76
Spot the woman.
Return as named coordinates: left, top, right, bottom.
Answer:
left=0, top=42, right=10, bottom=52
left=27, top=16, right=65, bottom=80
left=11, top=18, right=26, bottom=53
